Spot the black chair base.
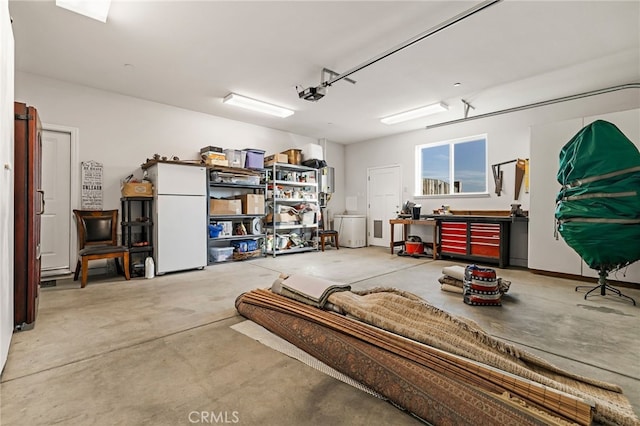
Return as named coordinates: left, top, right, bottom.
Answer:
left=575, top=270, right=636, bottom=305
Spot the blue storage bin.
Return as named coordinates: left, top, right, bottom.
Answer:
left=231, top=239, right=258, bottom=252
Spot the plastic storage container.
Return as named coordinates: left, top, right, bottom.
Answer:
left=244, top=149, right=265, bottom=169
left=230, top=239, right=259, bottom=252
left=302, top=143, right=323, bottom=161
left=200, top=146, right=223, bottom=154
left=209, top=246, right=234, bottom=262
left=224, top=149, right=243, bottom=168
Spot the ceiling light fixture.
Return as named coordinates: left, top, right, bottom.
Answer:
left=56, top=0, right=111, bottom=23
left=380, top=102, right=449, bottom=125
left=222, top=93, right=294, bottom=118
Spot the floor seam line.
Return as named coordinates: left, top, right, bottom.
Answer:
left=496, top=335, right=640, bottom=381
left=0, top=312, right=241, bottom=384
left=347, top=260, right=435, bottom=285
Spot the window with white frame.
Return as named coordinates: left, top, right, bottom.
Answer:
left=416, top=135, right=487, bottom=196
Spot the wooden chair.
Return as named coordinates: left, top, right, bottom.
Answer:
left=317, top=208, right=339, bottom=252
left=73, top=209, right=130, bottom=288
left=318, top=229, right=339, bottom=252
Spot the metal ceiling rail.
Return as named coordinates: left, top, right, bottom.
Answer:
left=425, top=83, right=640, bottom=129
left=321, top=0, right=503, bottom=87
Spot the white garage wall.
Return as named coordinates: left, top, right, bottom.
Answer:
left=15, top=71, right=345, bottom=221
left=1, top=0, right=15, bottom=372
left=344, top=88, right=640, bottom=217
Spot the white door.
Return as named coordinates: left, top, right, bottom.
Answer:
left=367, top=165, right=401, bottom=247
left=40, top=129, right=72, bottom=275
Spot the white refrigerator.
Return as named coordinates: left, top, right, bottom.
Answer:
left=147, top=163, right=208, bottom=275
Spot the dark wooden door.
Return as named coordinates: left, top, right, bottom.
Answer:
left=14, top=102, right=42, bottom=330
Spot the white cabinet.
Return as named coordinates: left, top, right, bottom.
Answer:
left=529, top=109, right=640, bottom=284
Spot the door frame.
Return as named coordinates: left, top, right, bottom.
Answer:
left=366, top=164, right=402, bottom=247
left=42, top=123, right=80, bottom=276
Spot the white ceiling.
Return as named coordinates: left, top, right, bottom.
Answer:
left=8, top=0, right=640, bottom=144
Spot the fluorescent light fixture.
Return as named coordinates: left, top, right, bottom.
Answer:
left=56, top=0, right=111, bottom=23
left=381, top=102, right=449, bottom=125
left=223, top=93, right=294, bottom=118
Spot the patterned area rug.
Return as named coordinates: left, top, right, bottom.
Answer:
left=327, top=288, right=638, bottom=426
left=236, top=288, right=640, bottom=425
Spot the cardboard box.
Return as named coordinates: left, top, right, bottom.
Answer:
left=205, top=158, right=229, bottom=167
left=210, top=199, right=242, bottom=215
left=121, top=182, right=153, bottom=197
left=264, top=153, right=288, bottom=166
left=235, top=194, right=265, bottom=215
left=265, top=213, right=298, bottom=224
left=216, top=221, right=233, bottom=236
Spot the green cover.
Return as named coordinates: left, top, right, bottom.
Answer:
left=555, top=120, right=640, bottom=270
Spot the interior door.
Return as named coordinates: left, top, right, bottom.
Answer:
left=367, top=165, right=401, bottom=247
left=40, top=130, right=71, bottom=275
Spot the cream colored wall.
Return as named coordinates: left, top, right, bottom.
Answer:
left=15, top=72, right=332, bottom=211
left=344, top=88, right=640, bottom=217
left=13, top=72, right=345, bottom=276
left=1, top=0, right=15, bottom=371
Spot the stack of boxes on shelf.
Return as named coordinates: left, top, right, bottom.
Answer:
left=205, top=143, right=325, bottom=261
left=265, top=153, right=288, bottom=166
left=201, top=146, right=227, bottom=167
left=209, top=194, right=265, bottom=217
left=200, top=146, right=265, bottom=169
left=205, top=151, right=267, bottom=263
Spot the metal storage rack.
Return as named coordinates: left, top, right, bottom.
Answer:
left=265, top=163, right=319, bottom=257
left=120, top=197, right=154, bottom=277
left=207, top=167, right=267, bottom=264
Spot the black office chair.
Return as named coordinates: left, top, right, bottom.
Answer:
left=73, top=209, right=130, bottom=288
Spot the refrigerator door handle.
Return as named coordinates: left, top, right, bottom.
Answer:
left=36, top=189, right=45, bottom=215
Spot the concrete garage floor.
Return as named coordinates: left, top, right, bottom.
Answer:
left=1, top=246, right=639, bottom=425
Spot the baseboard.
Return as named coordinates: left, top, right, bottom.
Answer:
left=529, top=269, right=639, bottom=289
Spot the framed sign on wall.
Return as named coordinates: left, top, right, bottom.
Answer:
left=81, top=160, right=103, bottom=210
